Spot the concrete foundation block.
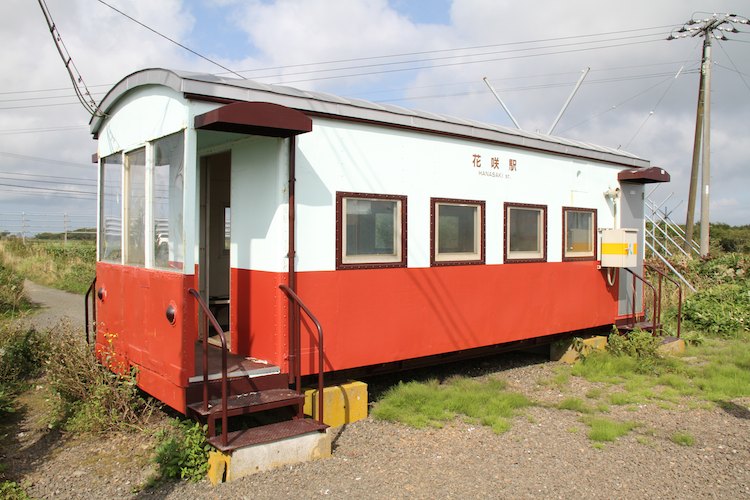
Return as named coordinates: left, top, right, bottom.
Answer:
left=225, top=429, right=331, bottom=481
left=550, top=335, right=608, bottom=364
left=658, top=337, right=686, bottom=356
left=304, top=381, right=368, bottom=427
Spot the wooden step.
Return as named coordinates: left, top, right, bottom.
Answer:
left=208, top=418, right=328, bottom=452
left=187, top=388, right=303, bottom=418
left=618, top=321, right=660, bottom=333
left=186, top=372, right=289, bottom=403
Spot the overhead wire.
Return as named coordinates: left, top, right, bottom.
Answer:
left=95, top=0, right=245, bottom=79
left=37, top=0, right=104, bottom=117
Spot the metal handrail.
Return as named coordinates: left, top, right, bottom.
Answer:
left=279, top=284, right=325, bottom=426
left=187, top=288, right=229, bottom=447
left=645, top=264, right=683, bottom=338
left=624, top=268, right=658, bottom=334
left=84, top=276, right=96, bottom=344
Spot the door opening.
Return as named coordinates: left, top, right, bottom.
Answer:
left=199, top=152, right=231, bottom=345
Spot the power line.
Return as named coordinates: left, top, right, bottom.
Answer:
left=0, top=181, right=96, bottom=196
left=0, top=151, right=93, bottom=168
left=95, top=0, right=245, bottom=79
left=37, top=0, right=104, bottom=117
left=226, top=24, right=675, bottom=78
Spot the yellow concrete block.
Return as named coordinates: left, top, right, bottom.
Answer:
left=207, top=450, right=230, bottom=485
left=550, top=336, right=608, bottom=364
left=304, top=381, right=368, bottom=428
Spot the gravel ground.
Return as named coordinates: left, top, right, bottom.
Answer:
left=5, top=282, right=750, bottom=499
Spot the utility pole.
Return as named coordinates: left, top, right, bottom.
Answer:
left=668, top=13, right=749, bottom=257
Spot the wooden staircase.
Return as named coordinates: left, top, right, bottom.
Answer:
left=185, top=348, right=326, bottom=452
left=186, top=289, right=327, bottom=453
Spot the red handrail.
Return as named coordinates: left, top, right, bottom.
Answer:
left=624, top=268, right=658, bottom=333
left=645, top=264, right=683, bottom=338
left=187, top=288, right=229, bottom=447
left=84, top=276, right=96, bottom=345
left=279, top=284, right=325, bottom=426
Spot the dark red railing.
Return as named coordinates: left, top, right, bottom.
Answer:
left=279, top=284, right=325, bottom=426
left=645, top=264, right=683, bottom=338
left=624, top=268, right=658, bottom=333
left=84, top=276, right=96, bottom=345
left=187, top=288, right=229, bottom=447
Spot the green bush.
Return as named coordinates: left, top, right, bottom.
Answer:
left=683, top=282, right=749, bottom=336
left=153, top=420, right=210, bottom=482
left=607, top=329, right=660, bottom=359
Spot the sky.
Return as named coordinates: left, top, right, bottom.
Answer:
left=1, top=0, right=749, bottom=235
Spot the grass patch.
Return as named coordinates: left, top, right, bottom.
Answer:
left=584, top=417, right=637, bottom=442
left=372, top=376, right=532, bottom=434
left=557, top=397, right=593, bottom=413
left=0, top=239, right=95, bottom=294
left=670, top=431, right=695, bottom=446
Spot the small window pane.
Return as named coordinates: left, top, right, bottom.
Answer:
left=433, top=200, right=483, bottom=264
left=153, top=133, right=185, bottom=270
left=509, top=208, right=541, bottom=253
left=506, top=204, right=546, bottom=262
left=438, top=204, right=477, bottom=254
left=100, top=154, right=122, bottom=263
left=125, top=148, right=146, bottom=266
left=564, top=208, right=595, bottom=259
left=343, top=197, right=402, bottom=264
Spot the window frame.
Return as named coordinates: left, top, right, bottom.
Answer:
left=335, top=191, right=407, bottom=270
left=562, top=207, right=597, bottom=261
left=504, top=202, right=547, bottom=264
left=430, top=197, right=485, bottom=267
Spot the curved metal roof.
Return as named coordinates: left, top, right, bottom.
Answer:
left=91, top=68, right=650, bottom=169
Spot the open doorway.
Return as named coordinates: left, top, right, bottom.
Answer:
left=199, top=152, right=231, bottom=343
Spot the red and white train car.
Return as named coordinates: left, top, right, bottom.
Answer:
left=90, top=68, right=667, bottom=415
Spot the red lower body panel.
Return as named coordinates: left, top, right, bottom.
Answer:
left=231, top=261, right=618, bottom=375
left=94, top=262, right=197, bottom=413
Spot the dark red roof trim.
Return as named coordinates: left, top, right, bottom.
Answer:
left=618, top=166, right=670, bottom=184
left=194, top=101, right=312, bottom=138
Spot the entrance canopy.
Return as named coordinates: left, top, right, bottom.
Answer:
left=194, top=101, right=312, bottom=138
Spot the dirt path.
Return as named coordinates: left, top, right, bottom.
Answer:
left=17, top=279, right=84, bottom=330
left=5, top=282, right=750, bottom=499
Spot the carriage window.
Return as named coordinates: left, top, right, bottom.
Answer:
left=100, top=154, right=122, bottom=263
left=153, top=133, right=185, bottom=270
left=336, top=192, right=406, bottom=269
left=124, top=148, right=146, bottom=266
left=505, top=203, right=547, bottom=263
left=431, top=198, right=484, bottom=266
left=563, top=207, right=596, bottom=261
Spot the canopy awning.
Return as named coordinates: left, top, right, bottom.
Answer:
left=618, top=166, right=670, bottom=184
left=194, top=101, right=312, bottom=138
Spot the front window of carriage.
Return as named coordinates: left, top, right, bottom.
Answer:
left=100, top=154, right=122, bottom=262
left=99, top=131, right=185, bottom=271
left=124, top=148, right=146, bottom=266
left=153, top=133, right=185, bottom=270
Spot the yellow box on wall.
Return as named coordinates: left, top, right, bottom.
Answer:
left=304, top=381, right=368, bottom=427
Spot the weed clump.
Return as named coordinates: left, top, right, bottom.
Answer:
left=45, top=322, right=156, bottom=432
left=152, top=419, right=210, bottom=482
left=0, top=325, right=48, bottom=415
